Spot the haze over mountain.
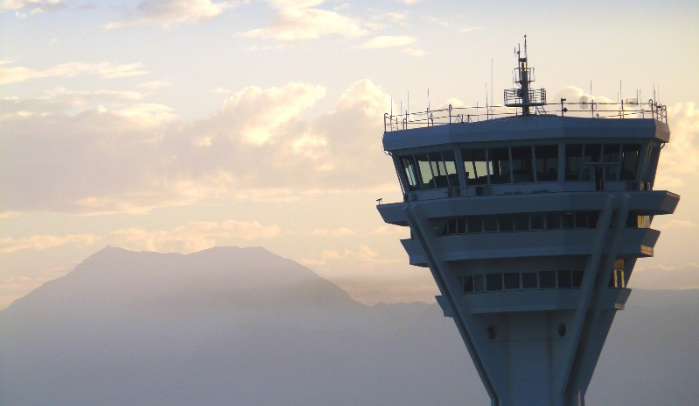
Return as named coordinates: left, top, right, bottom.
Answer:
left=1, top=247, right=697, bottom=406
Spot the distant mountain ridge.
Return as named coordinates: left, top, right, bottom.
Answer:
left=1, top=246, right=697, bottom=406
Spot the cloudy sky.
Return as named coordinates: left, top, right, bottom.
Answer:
left=2, top=0, right=698, bottom=310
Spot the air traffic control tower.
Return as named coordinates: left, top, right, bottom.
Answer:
left=377, top=39, right=679, bottom=406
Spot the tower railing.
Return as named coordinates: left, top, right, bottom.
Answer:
left=383, top=100, right=668, bottom=132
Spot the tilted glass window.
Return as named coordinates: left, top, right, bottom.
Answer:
left=565, top=144, right=584, bottom=180
left=442, top=150, right=460, bottom=187
left=511, top=146, right=534, bottom=183
left=400, top=156, right=420, bottom=191
left=535, top=145, right=559, bottom=181
left=462, top=148, right=489, bottom=185
left=488, top=147, right=511, bottom=184
left=620, top=144, right=641, bottom=180
left=415, top=154, right=435, bottom=189
left=429, top=152, right=449, bottom=188
left=581, top=144, right=602, bottom=181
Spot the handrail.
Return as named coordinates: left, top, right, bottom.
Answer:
left=384, top=100, right=668, bottom=132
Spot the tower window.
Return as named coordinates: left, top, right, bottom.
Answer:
left=488, top=147, right=511, bottom=184
left=620, top=144, right=641, bottom=180
left=511, top=146, right=534, bottom=183
left=522, top=272, right=538, bottom=289
left=504, top=273, right=520, bottom=290
left=400, top=156, right=420, bottom=191
left=486, top=273, right=503, bottom=291
left=535, top=144, right=559, bottom=181
left=539, top=271, right=556, bottom=288
left=462, top=148, right=489, bottom=185
left=565, top=144, right=584, bottom=180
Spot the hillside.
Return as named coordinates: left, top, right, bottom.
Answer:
left=1, top=246, right=696, bottom=406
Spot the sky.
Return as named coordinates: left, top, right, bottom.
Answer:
left=1, top=0, right=698, bottom=310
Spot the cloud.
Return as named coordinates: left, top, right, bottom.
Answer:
left=0, top=60, right=149, bottom=85
left=0, top=265, right=73, bottom=310
left=553, top=86, right=615, bottom=105
left=311, top=228, right=355, bottom=237
left=630, top=263, right=699, bottom=290
left=1, top=88, right=148, bottom=120
left=550, top=90, right=697, bottom=189
left=298, top=244, right=428, bottom=305
left=104, top=0, right=242, bottom=29
left=359, top=36, right=424, bottom=56
left=660, top=219, right=698, bottom=229
left=0, top=79, right=394, bottom=214
left=109, top=220, right=283, bottom=253
left=216, top=83, right=326, bottom=145
left=655, top=102, right=699, bottom=188
left=360, top=35, right=416, bottom=49
left=460, top=26, right=482, bottom=33
left=1, top=0, right=64, bottom=12
left=136, top=80, right=172, bottom=92
left=0, top=234, right=99, bottom=253
left=240, top=1, right=366, bottom=42
left=301, top=244, right=398, bottom=268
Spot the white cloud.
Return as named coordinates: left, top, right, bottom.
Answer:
left=655, top=102, right=699, bottom=188
left=0, top=234, right=99, bottom=253
left=0, top=88, right=157, bottom=122
left=1, top=0, right=63, bottom=11
left=402, top=47, right=425, bottom=57
left=360, top=35, right=416, bottom=49
left=460, top=26, right=482, bottom=33
left=240, top=2, right=366, bottom=42
left=109, top=220, right=283, bottom=253
left=0, top=79, right=395, bottom=214
left=136, top=80, right=172, bottom=92
left=104, top=0, right=242, bottom=29
left=0, top=61, right=149, bottom=85
left=218, top=83, right=326, bottom=145
left=630, top=263, right=699, bottom=290
left=0, top=265, right=73, bottom=310
left=311, top=227, right=355, bottom=237
left=660, top=219, right=698, bottom=229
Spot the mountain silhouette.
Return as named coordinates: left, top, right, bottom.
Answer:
left=1, top=246, right=697, bottom=406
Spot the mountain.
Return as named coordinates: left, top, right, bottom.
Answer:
left=1, top=246, right=697, bottom=406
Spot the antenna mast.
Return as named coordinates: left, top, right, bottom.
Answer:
left=504, top=35, right=546, bottom=116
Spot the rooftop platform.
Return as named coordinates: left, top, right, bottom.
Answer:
left=384, top=100, right=668, bottom=133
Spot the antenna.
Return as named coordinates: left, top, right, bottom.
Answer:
left=504, top=34, right=545, bottom=116
left=491, top=58, right=494, bottom=111
left=619, top=80, right=622, bottom=103
left=485, top=83, right=488, bottom=110
left=524, top=34, right=528, bottom=59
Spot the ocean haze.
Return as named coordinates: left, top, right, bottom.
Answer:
left=1, top=246, right=697, bottom=406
